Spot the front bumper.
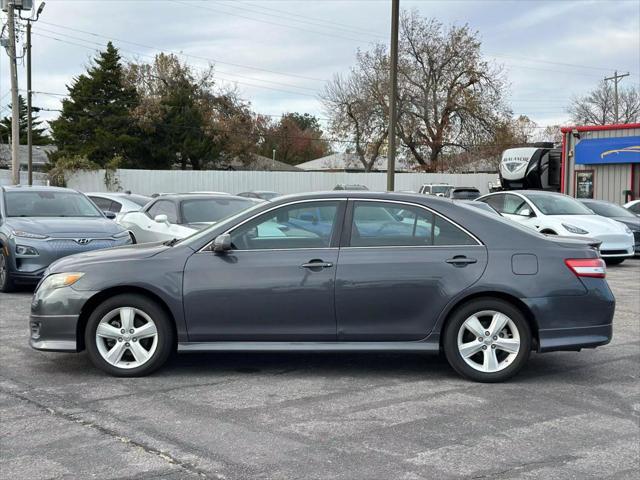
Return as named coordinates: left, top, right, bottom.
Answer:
left=29, top=285, right=96, bottom=352
left=597, top=233, right=635, bottom=258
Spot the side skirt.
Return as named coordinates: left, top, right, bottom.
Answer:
left=177, top=341, right=440, bottom=353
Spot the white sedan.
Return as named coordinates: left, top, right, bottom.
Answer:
left=624, top=199, right=640, bottom=216
left=118, top=193, right=259, bottom=244
left=476, top=190, right=635, bottom=265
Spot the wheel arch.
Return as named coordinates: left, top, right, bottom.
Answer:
left=76, top=286, right=178, bottom=352
left=438, top=291, right=539, bottom=350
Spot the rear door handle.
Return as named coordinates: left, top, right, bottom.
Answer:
left=301, top=260, right=333, bottom=269
left=445, top=256, right=477, bottom=267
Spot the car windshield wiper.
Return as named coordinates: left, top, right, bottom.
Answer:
left=164, top=238, right=180, bottom=246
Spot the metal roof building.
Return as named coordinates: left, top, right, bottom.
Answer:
left=560, top=123, right=639, bottom=204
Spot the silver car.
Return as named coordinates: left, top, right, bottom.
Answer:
left=0, top=185, right=131, bottom=292
left=86, top=192, right=152, bottom=221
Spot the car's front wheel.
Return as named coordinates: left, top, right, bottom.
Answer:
left=443, top=298, right=532, bottom=382
left=0, top=249, right=15, bottom=293
left=85, top=294, right=174, bottom=376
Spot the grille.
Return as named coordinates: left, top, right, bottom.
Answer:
left=634, top=231, right=640, bottom=243
left=47, top=239, right=115, bottom=253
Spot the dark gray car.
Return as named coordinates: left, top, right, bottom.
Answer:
left=0, top=185, right=131, bottom=291
left=29, top=191, right=614, bottom=382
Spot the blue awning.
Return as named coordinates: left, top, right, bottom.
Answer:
left=575, top=136, right=640, bottom=165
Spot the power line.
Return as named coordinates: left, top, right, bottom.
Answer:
left=170, top=0, right=372, bottom=43
left=31, top=31, right=320, bottom=98
left=33, top=26, right=320, bottom=94
left=37, top=20, right=328, bottom=83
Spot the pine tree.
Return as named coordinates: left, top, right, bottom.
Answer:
left=0, top=95, right=50, bottom=145
left=50, top=42, right=141, bottom=166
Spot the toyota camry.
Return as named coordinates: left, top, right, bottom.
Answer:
left=29, top=192, right=615, bottom=382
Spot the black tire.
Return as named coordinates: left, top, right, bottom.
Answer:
left=0, top=248, right=15, bottom=293
left=85, top=294, right=174, bottom=377
left=540, top=230, right=557, bottom=235
left=443, top=298, right=532, bottom=383
left=604, top=258, right=625, bottom=266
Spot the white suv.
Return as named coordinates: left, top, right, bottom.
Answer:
left=418, top=184, right=453, bottom=196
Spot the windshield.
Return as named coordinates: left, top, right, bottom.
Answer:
left=527, top=194, right=593, bottom=215
left=5, top=191, right=103, bottom=217
left=432, top=186, right=452, bottom=194
left=181, top=198, right=255, bottom=224
left=582, top=201, right=636, bottom=218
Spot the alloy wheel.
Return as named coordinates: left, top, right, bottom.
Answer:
left=456, top=310, right=521, bottom=373
left=95, top=307, right=158, bottom=369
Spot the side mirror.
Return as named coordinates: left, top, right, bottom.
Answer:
left=520, top=208, right=533, bottom=217
left=103, top=211, right=116, bottom=220
left=299, top=213, right=318, bottom=224
left=154, top=214, right=169, bottom=224
left=212, top=233, right=232, bottom=253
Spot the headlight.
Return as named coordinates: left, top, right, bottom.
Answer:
left=39, top=272, right=84, bottom=291
left=112, top=230, right=130, bottom=239
left=15, top=245, right=39, bottom=256
left=12, top=230, right=48, bottom=239
left=623, top=225, right=632, bottom=234
left=562, top=223, right=589, bottom=235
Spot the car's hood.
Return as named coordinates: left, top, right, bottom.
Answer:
left=48, top=241, right=171, bottom=274
left=609, top=217, right=640, bottom=231
left=6, top=216, right=123, bottom=236
left=549, top=214, right=628, bottom=234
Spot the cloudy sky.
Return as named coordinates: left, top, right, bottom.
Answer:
left=1, top=0, right=639, bottom=134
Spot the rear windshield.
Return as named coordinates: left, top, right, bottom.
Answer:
left=181, top=198, right=255, bottom=224
left=126, top=195, right=152, bottom=207
left=450, top=189, right=480, bottom=199
left=431, top=186, right=452, bottom=194
left=5, top=191, right=102, bottom=217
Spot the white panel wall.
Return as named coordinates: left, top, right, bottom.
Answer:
left=0, top=170, right=49, bottom=186
left=67, top=169, right=498, bottom=196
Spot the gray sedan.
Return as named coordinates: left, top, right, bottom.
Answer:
left=29, top=191, right=614, bottom=382
left=0, top=185, right=131, bottom=291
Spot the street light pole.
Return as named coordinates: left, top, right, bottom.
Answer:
left=5, top=1, right=21, bottom=185
left=386, top=0, right=399, bottom=191
left=24, top=2, right=45, bottom=186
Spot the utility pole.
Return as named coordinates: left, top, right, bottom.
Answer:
left=386, top=0, right=399, bottom=191
left=24, top=2, right=45, bottom=186
left=5, top=1, right=21, bottom=185
left=604, top=70, right=630, bottom=124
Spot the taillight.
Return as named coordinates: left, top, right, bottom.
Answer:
left=564, top=258, right=606, bottom=278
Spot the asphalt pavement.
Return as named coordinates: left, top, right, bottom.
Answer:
left=1, top=260, right=639, bottom=479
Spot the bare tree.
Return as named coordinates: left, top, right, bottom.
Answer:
left=397, top=12, right=510, bottom=171
left=320, top=46, right=389, bottom=172
left=568, top=80, right=640, bottom=125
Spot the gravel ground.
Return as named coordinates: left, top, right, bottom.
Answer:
left=1, top=260, right=639, bottom=479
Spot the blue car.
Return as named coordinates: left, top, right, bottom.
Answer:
left=0, top=185, right=131, bottom=291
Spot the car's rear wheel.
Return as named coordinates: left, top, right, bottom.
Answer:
left=604, top=258, right=625, bottom=266
left=85, top=294, right=174, bottom=377
left=443, top=298, right=531, bottom=382
left=0, top=249, right=15, bottom=293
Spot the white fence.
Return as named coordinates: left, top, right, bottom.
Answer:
left=0, top=170, right=49, bottom=186
left=67, top=169, right=497, bottom=195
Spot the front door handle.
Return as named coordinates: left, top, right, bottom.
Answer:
left=301, top=260, right=333, bottom=269
left=445, top=256, right=477, bottom=267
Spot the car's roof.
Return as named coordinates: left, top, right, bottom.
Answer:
left=154, top=193, right=253, bottom=201
left=1, top=185, right=76, bottom=193
left=270, top=190, right=457, bottom=206
left=452, top=187, right=479, bottom=190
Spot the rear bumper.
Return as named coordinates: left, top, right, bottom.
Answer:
left=537, top=323, right=612, bottom=352
left=522, top=282, right=615, bottom=353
